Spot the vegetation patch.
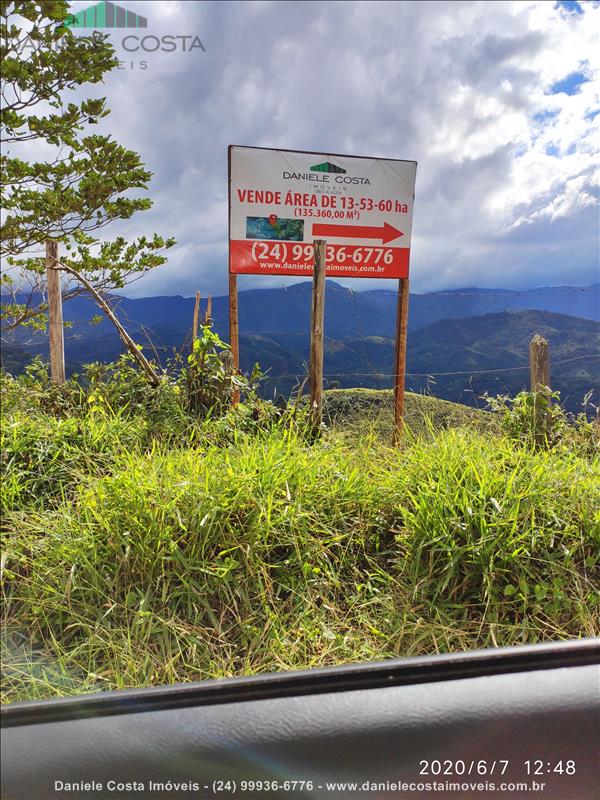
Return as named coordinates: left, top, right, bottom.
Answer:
left=2, top=369, right=598, bottom=702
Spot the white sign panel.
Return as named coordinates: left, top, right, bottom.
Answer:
left=229, top=146, right=417, bottom=278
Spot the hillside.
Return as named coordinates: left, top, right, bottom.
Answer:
left=3, top=288, right=598, bottom=414
left=242, top=309, right=600, bottom=413
left=406, top=309, right=600, bottom=411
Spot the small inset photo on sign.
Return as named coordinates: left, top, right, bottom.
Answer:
left=245, top=216, right=304, bottom=241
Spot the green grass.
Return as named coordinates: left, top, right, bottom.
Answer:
left=0, top=411, right=149, bottom=513
left=2, top=383, right=598, bottom=703
left=322, top=387, right=500, bottom=442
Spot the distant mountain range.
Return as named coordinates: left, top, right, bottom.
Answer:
left=239, top=309, right=599, bottom=411
left=3, top=282, right=599, bottom=412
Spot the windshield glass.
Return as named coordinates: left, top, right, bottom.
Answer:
left=1, top=0, right=599, bottom=708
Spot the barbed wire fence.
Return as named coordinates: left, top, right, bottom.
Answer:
left=4, top=284, right=599, bottom=412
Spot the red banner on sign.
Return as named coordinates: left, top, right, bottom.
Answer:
left=230, top=240, right=410, bottom=278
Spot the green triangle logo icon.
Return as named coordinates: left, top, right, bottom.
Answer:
left=310, top=161, right=346, bottom=174
left=65, top=1, right=148, bottom=28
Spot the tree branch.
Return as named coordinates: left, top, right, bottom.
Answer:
left=55, top=260, right=162, bottom=386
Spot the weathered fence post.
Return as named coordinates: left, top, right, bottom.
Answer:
left=529, top=334, right=550, bottom=391
left=46, top=239, right=65, bottom=384
left=310, top=240, right=326, bottom=435
left=192, top=291, right=201, bottom=341
left=529, top=334, right=551, bottom=445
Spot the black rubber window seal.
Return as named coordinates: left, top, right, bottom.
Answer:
left=2, top=638, right=599, bottom=728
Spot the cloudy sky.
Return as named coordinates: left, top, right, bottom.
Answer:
left=66, top=0, right=599, bottom=297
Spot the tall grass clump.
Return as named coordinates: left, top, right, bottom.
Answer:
left=385, top=429, right=599, bottom=634
left=2, top=414, right=598, bottom=702
left=1, top=411, right=149, bottom=513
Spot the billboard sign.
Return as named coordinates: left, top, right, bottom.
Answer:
left=228, top=146, right=417, bottom=279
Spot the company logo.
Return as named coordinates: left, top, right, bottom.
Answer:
left=284, top=161, right=370, bottom=184
left=61, top=0, right=205, bottom=64
left=66, top=1, right=147, bottom=28
left=310, top=161, right=346, bottom=174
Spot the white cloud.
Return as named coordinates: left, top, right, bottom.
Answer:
left=60, top=1, right=600, bottom=295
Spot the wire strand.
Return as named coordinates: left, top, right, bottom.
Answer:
left=261, top=353, right=600, bottom=382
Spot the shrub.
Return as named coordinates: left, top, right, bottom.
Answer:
left=182, top=325, right=260, bottom=416
left=485, top=389, right=599, bottom=457
left=82, top=354, right=189, bottom=440
left=2, top=357, right=83, bottom=418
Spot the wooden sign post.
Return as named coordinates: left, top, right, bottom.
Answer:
left=393, top=276, right=410, bottom=444
left=45, top=239, right=65, bottom=385
left=229, top=272, right=240, bottom=405
left=310, top=240, right=326, bottom=434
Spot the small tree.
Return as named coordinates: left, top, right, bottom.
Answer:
left=1, top=0, right=174, bottom=338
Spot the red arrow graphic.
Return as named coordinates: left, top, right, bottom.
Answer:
left=312, top=221, right=403, bottom=244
